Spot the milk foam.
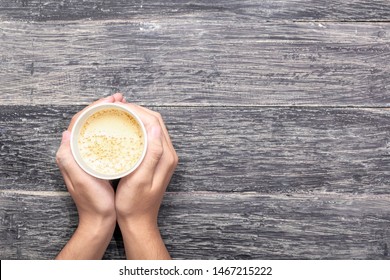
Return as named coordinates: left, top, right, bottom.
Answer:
left=78, top=109, right=144, bottom=176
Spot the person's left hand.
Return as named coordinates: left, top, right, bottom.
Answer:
left=55, top=93, right=125, bottom=259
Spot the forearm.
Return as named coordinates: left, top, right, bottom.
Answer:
left=56, top=218, right=116, bottom=260
left=118, top=218, right=171, bottom=260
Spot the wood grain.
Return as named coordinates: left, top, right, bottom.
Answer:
left=0, top=21, right=389, bottom=106
left=1, top=0, right=389, bottom=262
left=0, top=106, right=388, bottom=194
left=0, top=0, right=389, bottom=21
left=1, top=191, right=389, bottom=259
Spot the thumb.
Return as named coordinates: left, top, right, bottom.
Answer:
left=56, top=130, right=77, bottom=192
left=61, top=130, right=71, bottom=145
left=56, top=130, right=85, bottom=176
left=56, top=130, right=73, bottom=168
left=56, top=130, right=89, bottom=180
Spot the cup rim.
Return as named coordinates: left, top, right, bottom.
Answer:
left=70, top=102, right=148, bottom=180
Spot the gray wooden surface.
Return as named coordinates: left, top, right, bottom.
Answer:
left=0, top=1, right=389, bottom=260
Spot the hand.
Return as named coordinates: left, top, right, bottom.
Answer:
left=115, top=102, right=178, bottom=259
left=55, top=93, right=125, bottom=259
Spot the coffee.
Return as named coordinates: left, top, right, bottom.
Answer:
left=77, top=108, right=145, bottom=177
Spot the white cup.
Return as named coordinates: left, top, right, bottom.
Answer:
left=70, top=103, right=147, bottom=180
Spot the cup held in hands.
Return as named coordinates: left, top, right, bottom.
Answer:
left=70, top=103, right=147, bottom=180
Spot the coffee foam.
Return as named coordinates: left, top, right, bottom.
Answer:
left=77, top=108, right=144, bottom=176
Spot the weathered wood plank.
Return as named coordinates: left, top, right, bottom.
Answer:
left=0, top=106, right=389, bottom=194
left=0, top=0, right=389, bottom=21
left=1, top=191, right=389, bottom=259
left=0, top=21, right=389, bottom=106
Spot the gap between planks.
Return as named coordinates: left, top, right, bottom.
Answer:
left=1, top=19, right=390, bottom=24
left=4, top=104, right=390, bottom=109
left=1, top=189, right=389, bottom=201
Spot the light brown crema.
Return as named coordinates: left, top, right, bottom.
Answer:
left=78, top=108, right=144, bottom=176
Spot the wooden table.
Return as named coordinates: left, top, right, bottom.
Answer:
left=0, top=1, right=389, bottom=259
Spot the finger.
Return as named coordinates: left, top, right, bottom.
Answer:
left=123, top=103, right=173, bottom=162
left=123, top=103, right=178, bottom=185
left=132, top=125, right=164, bottom=185
left=128, top=106, right=177, bottom=193
left=112, top=92, right=124, bottom=103
left=122, top=103, right=172, bottom=154
left=153, top=137, right=178, bottom=187
left=133, top=107, right=179, bottom=181
left=112, top=92, right=126, bottom=103
left=135, top=106, right=172, bottom=160
left=67, top=95, right=115, bottom=132
left=122, top=103, right=161, bottom=131
left=135, top=105, right=175, bottom=153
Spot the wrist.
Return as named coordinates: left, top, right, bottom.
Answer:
left=117, top=217, right=170, bottom=260
left=117, top=215, right=158, bottom=235
left=78, top=214, right=116, bottom=237
left=56, top=215, right=116, bottom=260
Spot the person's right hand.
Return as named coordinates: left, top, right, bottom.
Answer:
left=114, top=102, right=178, bottom=259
